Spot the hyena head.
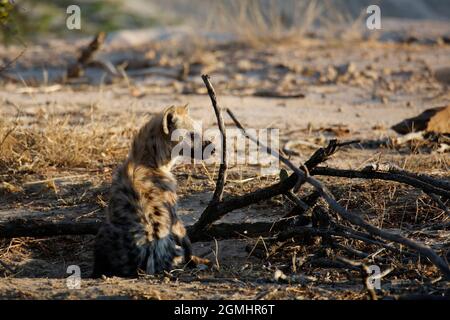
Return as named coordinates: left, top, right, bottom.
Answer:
left=131, top=105, right=214, bottom=168
left=162, top=104, right=215, bottom=162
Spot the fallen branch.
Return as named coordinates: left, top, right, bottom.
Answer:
left=224, top=107, right=450, bottom=279
left=278, top=224, right=416, bottom=258
left=0, top=218, right=283, bottom=241
left=67, top=32, right=106, bottom=78
left=0, top=219, right=100, bottom=238
left=188, top=132, right=347, bottom=240
left=310, top=167, right=450, bottom=199
left=387, top=166, right=450, bottom=192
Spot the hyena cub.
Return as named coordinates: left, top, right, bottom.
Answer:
left=93, top=105, right=213, bottom=277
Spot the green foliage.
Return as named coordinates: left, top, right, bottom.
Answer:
left=1, top=0, right=165, bottom=43
left=0, top=0, right=23, bottom=44
left=0, top=0, right=14, bottom=25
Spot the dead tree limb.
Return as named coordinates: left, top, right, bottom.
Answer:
left=67, top=32, right=106, bottom=78
left=225, top=108, right=450, bottom=279
left=334, top=225, right=417, bottom=257
left=187, top=140, right=345, bottom=241
left=311, top=167, right=450, bottom=199
left=389, top=168, right=450, bottom=192
left=188, top=75, right=228, bottom=237
left=278, top=224, right=417, bottom=258
left=188, top=82, right=353, bottom=240
left=0, top=219, right=100, bottom=238
left=202, top=74, right=227, bottom=203
left=0, top=218, right=282, bottom=242
left=304, top=170, right=450, bottom=279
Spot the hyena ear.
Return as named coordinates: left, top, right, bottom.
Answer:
left=162, top=105, right=176, bottom=135
left=183, top=103, right=189, bottom=112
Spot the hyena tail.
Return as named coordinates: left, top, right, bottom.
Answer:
left=142, top=236, right=185, bottom=274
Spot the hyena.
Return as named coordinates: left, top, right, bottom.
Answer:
left=93, top=105, right=213, bottom=277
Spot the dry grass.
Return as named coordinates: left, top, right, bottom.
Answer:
left=0, top=109, right=140, bottom=180
left=0, top=112, right=448, bottom=298
left=202, top=0, right=365, bottom=46
left=0, top=26, right=449, bottom=298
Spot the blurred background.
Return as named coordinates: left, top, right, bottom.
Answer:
left=1, top=0, right=450, bottom=43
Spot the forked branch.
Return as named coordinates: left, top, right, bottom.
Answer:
left=225, top=108, right=450, bottom=279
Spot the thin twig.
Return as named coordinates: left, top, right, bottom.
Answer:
left=336, top=256, right=379, bottom=300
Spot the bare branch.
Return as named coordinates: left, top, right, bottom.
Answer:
left=311, top=167, right=450, bottom=199
left=188, top=75, right=229, bottom=238
left=225, top=108, right=450, bottom=279
left=201, top=74, right=227, bottom=203
left=187, top=139, right=344, bottom=241
left=67, top=32, right=106, bottom=79
left=0, top=217, right=283, bottom=242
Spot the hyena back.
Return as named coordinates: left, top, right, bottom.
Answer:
left=93, top=105, right=210, bottom=277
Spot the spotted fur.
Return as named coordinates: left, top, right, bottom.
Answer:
left=93, top=105, right=205, bottom=277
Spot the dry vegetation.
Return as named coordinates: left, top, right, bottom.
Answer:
left=0, top=0, right=449, bottom=300
left=0, top=92, right=448, bottom=299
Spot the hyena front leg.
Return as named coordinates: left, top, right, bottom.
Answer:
left=171, top=219, right=192, bottom=262
left=180, top=233, right=193, bottom=264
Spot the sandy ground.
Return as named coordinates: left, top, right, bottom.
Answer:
left=0, top=21, right=449, bottom=299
